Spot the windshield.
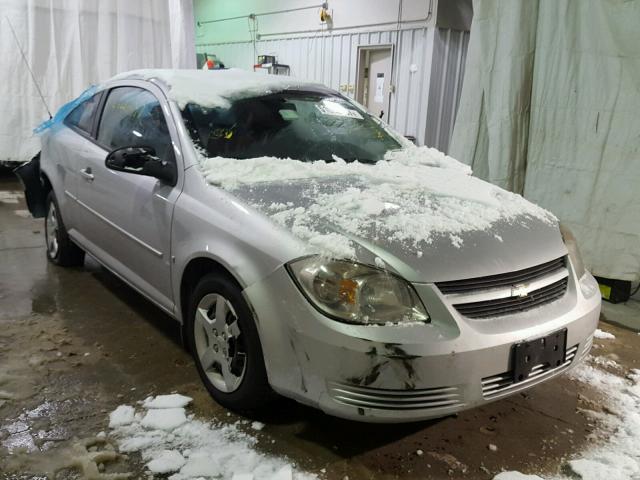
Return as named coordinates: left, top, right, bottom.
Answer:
left=181, top=90, right=402, bottom=163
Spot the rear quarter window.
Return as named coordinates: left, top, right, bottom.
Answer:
left=64, top=92, right=102, bottom=135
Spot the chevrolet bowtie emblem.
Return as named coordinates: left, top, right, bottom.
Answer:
left=511, top=284, right=530, bottom=298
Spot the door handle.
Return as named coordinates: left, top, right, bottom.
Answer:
left=80, top=167, right=94, bottom=182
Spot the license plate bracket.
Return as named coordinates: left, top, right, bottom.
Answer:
left=512, top=329, right=567, bottom=383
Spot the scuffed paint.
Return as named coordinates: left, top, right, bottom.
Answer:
left=343, top=342, right=421, bottom=390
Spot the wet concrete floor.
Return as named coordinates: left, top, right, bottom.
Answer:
left=1, top=168, right=639, bottom=479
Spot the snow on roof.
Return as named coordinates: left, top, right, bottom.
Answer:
left=110, top=68, right=323, bottom=109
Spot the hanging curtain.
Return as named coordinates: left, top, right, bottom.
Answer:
left=0, top=0, right=195, bottom=163
left=450, top=0, right=640, bottom=282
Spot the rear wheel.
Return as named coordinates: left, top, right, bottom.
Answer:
left=45, top=191, right=85, bottom=267
left=187, top=273, right=273, bottom=411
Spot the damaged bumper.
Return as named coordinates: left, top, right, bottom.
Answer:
left=244, top=265, right=600, bottom=423
left=13, top=153, right=47, bottom=218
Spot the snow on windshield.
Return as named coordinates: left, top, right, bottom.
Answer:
left=198, top=146, right=556, bottom=259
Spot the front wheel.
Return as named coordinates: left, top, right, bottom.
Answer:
left=187, top=273, right=274, bottom=411
left=45, top=191, right=85, bottom=267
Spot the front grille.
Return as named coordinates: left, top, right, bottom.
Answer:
left=436, top=257, right=565, bottom=295
left=481, top=344, right=578, bottom=399
left=327, top=382, right=465, bottom=411
left=452, top=277, right=568, bottom=319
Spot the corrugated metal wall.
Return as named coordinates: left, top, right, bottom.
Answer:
left=425, top=28, right=470, bottom=152
left=196, top=27, right=469, bottom=151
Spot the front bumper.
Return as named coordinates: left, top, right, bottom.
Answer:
left=243, top=265, right=601, bottom=423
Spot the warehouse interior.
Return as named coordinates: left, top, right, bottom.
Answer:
left=0, top=0, right=639, bottom=479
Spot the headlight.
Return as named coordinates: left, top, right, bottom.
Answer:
left=287, top=256, right=429, bottom=325
left=559, top=223, right=586, bottom=279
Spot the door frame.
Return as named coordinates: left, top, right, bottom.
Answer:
left=355, top=44, right=395, bottom=119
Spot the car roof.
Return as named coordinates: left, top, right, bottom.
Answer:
left=105, top=68, right=331, bottom=108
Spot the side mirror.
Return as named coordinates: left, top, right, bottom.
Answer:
left=105, top=146, right=177, bottom=186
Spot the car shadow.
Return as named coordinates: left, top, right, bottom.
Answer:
left=88, top=260, right=183, bottom=345
left=251, top=397, right=446, bottom=457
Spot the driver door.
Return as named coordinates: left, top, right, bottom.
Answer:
left=75, top=84, right=181, bottom=313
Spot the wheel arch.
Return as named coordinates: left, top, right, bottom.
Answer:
left=178, top=256, right=245, bottom=340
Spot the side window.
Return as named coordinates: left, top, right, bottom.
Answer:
left=64, top=93, right=102, bottom=134
left=97, top=87, right=173, bottom=162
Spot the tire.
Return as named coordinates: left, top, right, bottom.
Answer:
left=187, top=273, right=274, bottom=411
left=45, top=191, right=85, bottom=267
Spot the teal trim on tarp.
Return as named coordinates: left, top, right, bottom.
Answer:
left=33, top=85, right=97, bottom=134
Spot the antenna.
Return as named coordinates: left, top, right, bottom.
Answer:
left=5, top=16, right=52, bottom=119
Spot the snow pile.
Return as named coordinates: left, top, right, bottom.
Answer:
left=111, top=69, right=317, bottom=109
left=109, top=405, right=135, bottom=428
left=563, top=365, right=640, bottom=479
left=593, top=329, right=616, bottom=340
left=494, top=362, right=640, bottom=480
left=107, top=394, right=315, bottom=480
left=141, top=407, right=188, bottom=430
left=199, top=149, right=556, bottom=258
left=143, top=393, right=192, bottom=409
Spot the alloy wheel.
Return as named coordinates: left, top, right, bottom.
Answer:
left=193, top=293, right=247, bottom=393
left=45, top=202, right=59, bottom=258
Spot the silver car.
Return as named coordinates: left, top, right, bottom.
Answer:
left=17, top=69, right=601, bottom=423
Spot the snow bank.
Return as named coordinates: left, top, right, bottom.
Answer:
left=107, top=396, right=316, bottom=480
left=199, top=149, right=556, bottom=258
left=110, top=69, right=318, bottom=109
left=493, top=363, right=640, bottom=480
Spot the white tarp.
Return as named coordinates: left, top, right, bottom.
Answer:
left=450, top=0, right=640, bottom=282
left=0, top=0, right=195, bottom=163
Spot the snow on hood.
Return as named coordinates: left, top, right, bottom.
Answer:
left=198, top=147, right=557, bottom=259
left=110, top=69, right=321, bottom=109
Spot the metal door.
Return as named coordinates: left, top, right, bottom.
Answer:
left=74, top=82, right=182, bottom=313
left=357, top=46, right=393, bottom=121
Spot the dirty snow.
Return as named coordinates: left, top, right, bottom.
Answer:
left=593, top=329, right=616, bottom=340
left=111, top=69, right=317, bottom=109
left=493, top=361, right=640, bottom=480
left=198, top=149, right=555, bottom=259
left=107, top=396, right=315, bottom=480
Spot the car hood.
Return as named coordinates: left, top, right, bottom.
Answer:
left=225, top=174, right=566, bottom=284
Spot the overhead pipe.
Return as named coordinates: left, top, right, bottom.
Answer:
left=196, top=0, right=434, bottom=44
left=197, top=3, right=327, bottom=27
left=256, top=0, right=433, bottom=39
